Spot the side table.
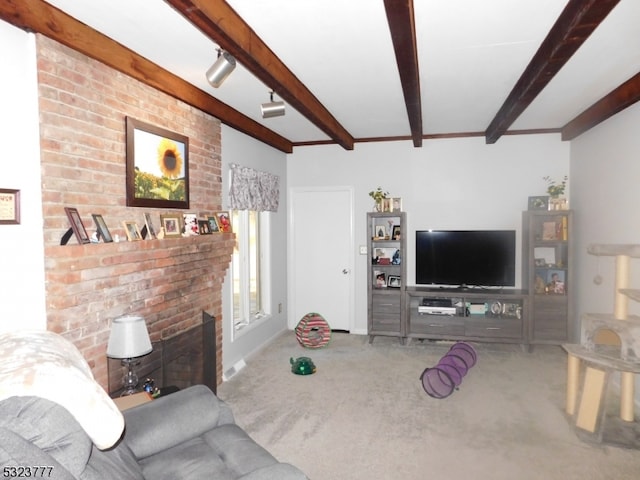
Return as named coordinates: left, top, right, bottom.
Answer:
left=112, top=391, right=153, bottom=411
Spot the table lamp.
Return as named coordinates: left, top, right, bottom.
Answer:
left=107, top=315, right=152, bottom=396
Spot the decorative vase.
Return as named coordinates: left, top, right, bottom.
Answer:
left=548, top=197, right=568, bottom=211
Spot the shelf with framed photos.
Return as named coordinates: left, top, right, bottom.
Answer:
left=522, top=210, right=573, bottom=345
left=367, top=211, right=406, bottom=343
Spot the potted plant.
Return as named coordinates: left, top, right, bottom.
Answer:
left=543, top=175, right=568, bottom=210
left=368, top=187, right=389, bottom=212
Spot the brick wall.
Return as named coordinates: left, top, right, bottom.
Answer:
left=36, top=36, right=232, bottom=389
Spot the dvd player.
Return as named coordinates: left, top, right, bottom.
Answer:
left=420, top=298, right=452, bottom=307
left=418, top=305, right=457, bottom=315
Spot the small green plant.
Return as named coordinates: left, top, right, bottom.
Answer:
left=543, top=175, right=568, bottom=198
left=368, top=187, right=389, bottom=203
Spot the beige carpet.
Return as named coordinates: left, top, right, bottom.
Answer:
left=217, top=332, right=640, bottom=480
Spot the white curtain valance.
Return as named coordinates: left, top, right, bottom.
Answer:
left=229, top=164, right=280, bottom=212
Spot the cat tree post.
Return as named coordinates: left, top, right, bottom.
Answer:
left=614, top=254, right=634, bottom=422
left=565, top=353, right=580, bottom=415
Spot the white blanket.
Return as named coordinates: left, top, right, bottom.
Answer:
left=0, top=330, right=124, bottom=449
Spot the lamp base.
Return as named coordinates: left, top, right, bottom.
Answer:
left=120, top=358, right=140, bottom=396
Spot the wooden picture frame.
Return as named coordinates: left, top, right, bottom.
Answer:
left=528, top=195, right=549, bottom=211
left=122, top=221, right=142, bottom=241
left=547, top=269, right=566, bottom=294
left=183, top=213, right=199, bottom=236
left=126, top=117, right=189, bottom=209
left=534, top=258, right=547, bottom=267
left=373, top=224, right=387, bottom=239
left=207, top=216, right=220, bottom=233
left=143, top=212, right=158, bottom=240
left=542, top=221, right=557, bottom=240
left=198, top=219, right=211, bottom=234
left=387, top=275, right=401, bottom=288
left=215, top=211, right=232, bottom=232
left=64, top=207, right=90, bottom=244
left=92, top=214, right=113, bottom=243
left=160, top=214, right=182, bottom=238
left=392, top=197, right=402, bottom=212
left=0, top=188, right=20, bottom=225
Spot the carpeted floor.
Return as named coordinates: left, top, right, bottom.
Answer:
left=217, top=332, right=640, bottom=480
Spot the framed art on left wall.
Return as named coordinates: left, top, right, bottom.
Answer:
left=0, top=188, right=20, bottom=225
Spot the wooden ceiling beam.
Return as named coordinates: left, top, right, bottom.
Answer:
left=562, top=72, right=640, bottom=141
left=0, top=0, right=293, bottom=153
left=384, top=0, right=422, bottom=148
left=485, top=0, right=621, bottom=144
left=165, top=0, right=355, bottom=151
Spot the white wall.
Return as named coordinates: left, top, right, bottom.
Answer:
left=220, top=125, right=289, bottom=373
left=0, top=22, right=47, bottom=332
left=570, top=102, right=640, bottom=404
left=571, top=102, right=640, bottom=327
left=287, top=134, right=570, bottom=334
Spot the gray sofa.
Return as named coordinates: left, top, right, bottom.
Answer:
left=0, top=384, right=308, bottom=480
left=0, top=330, right=307, bottom=480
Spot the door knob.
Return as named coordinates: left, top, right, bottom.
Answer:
left=342, top=269, right=349, bottom=274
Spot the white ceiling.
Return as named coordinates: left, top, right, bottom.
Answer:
left=42, top=0, right=640, bottom=146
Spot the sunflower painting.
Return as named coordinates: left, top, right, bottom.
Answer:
left=126, top=117, right=189, bottom=209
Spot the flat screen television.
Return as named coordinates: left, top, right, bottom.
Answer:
left=415, top=230, right=516, bottom=288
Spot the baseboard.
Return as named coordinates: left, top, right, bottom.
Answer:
left=223, top=358, right=247, bottom=381
left=222, top=328, right=289, bottom=382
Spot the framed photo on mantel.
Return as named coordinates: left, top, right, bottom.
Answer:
left=64, top=207, right=90, bottom=244
left=92, top=214, right=113, bottom=243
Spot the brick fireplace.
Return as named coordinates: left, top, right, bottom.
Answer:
left=37, top=36, right=232, bottom=389
left=45, top=234, right=233, bottom=390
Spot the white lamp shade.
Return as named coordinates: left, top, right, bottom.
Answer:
left=205, top=51, right=236, bottom=88
left=107, top=315, right=152, bottom=359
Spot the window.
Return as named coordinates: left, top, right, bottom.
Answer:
left=231, top=210, right=269, bottom=334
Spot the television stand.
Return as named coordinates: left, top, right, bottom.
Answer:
left=404, top=287, right=529, bottom=348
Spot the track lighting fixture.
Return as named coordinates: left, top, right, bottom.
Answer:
left=260, top=91, right=285, bottom=118
left=205, top=49, right=236, bottom=88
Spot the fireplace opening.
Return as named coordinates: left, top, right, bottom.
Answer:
left=108, top=311, right=216, bottom=396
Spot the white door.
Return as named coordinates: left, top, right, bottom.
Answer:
left=289, top=187, right=354, bottom=331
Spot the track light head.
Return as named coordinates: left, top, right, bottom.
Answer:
left=261, top=91, right=285, bottom=118
left=205, top=50, right=236, bottom=88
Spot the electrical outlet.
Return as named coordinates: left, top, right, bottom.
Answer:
left=359, top=245, right=368, bottom=255
left=278, top=303, right=282, bottom=313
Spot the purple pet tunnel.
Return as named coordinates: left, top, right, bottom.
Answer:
left=420, top=342, right=477, bottom=399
